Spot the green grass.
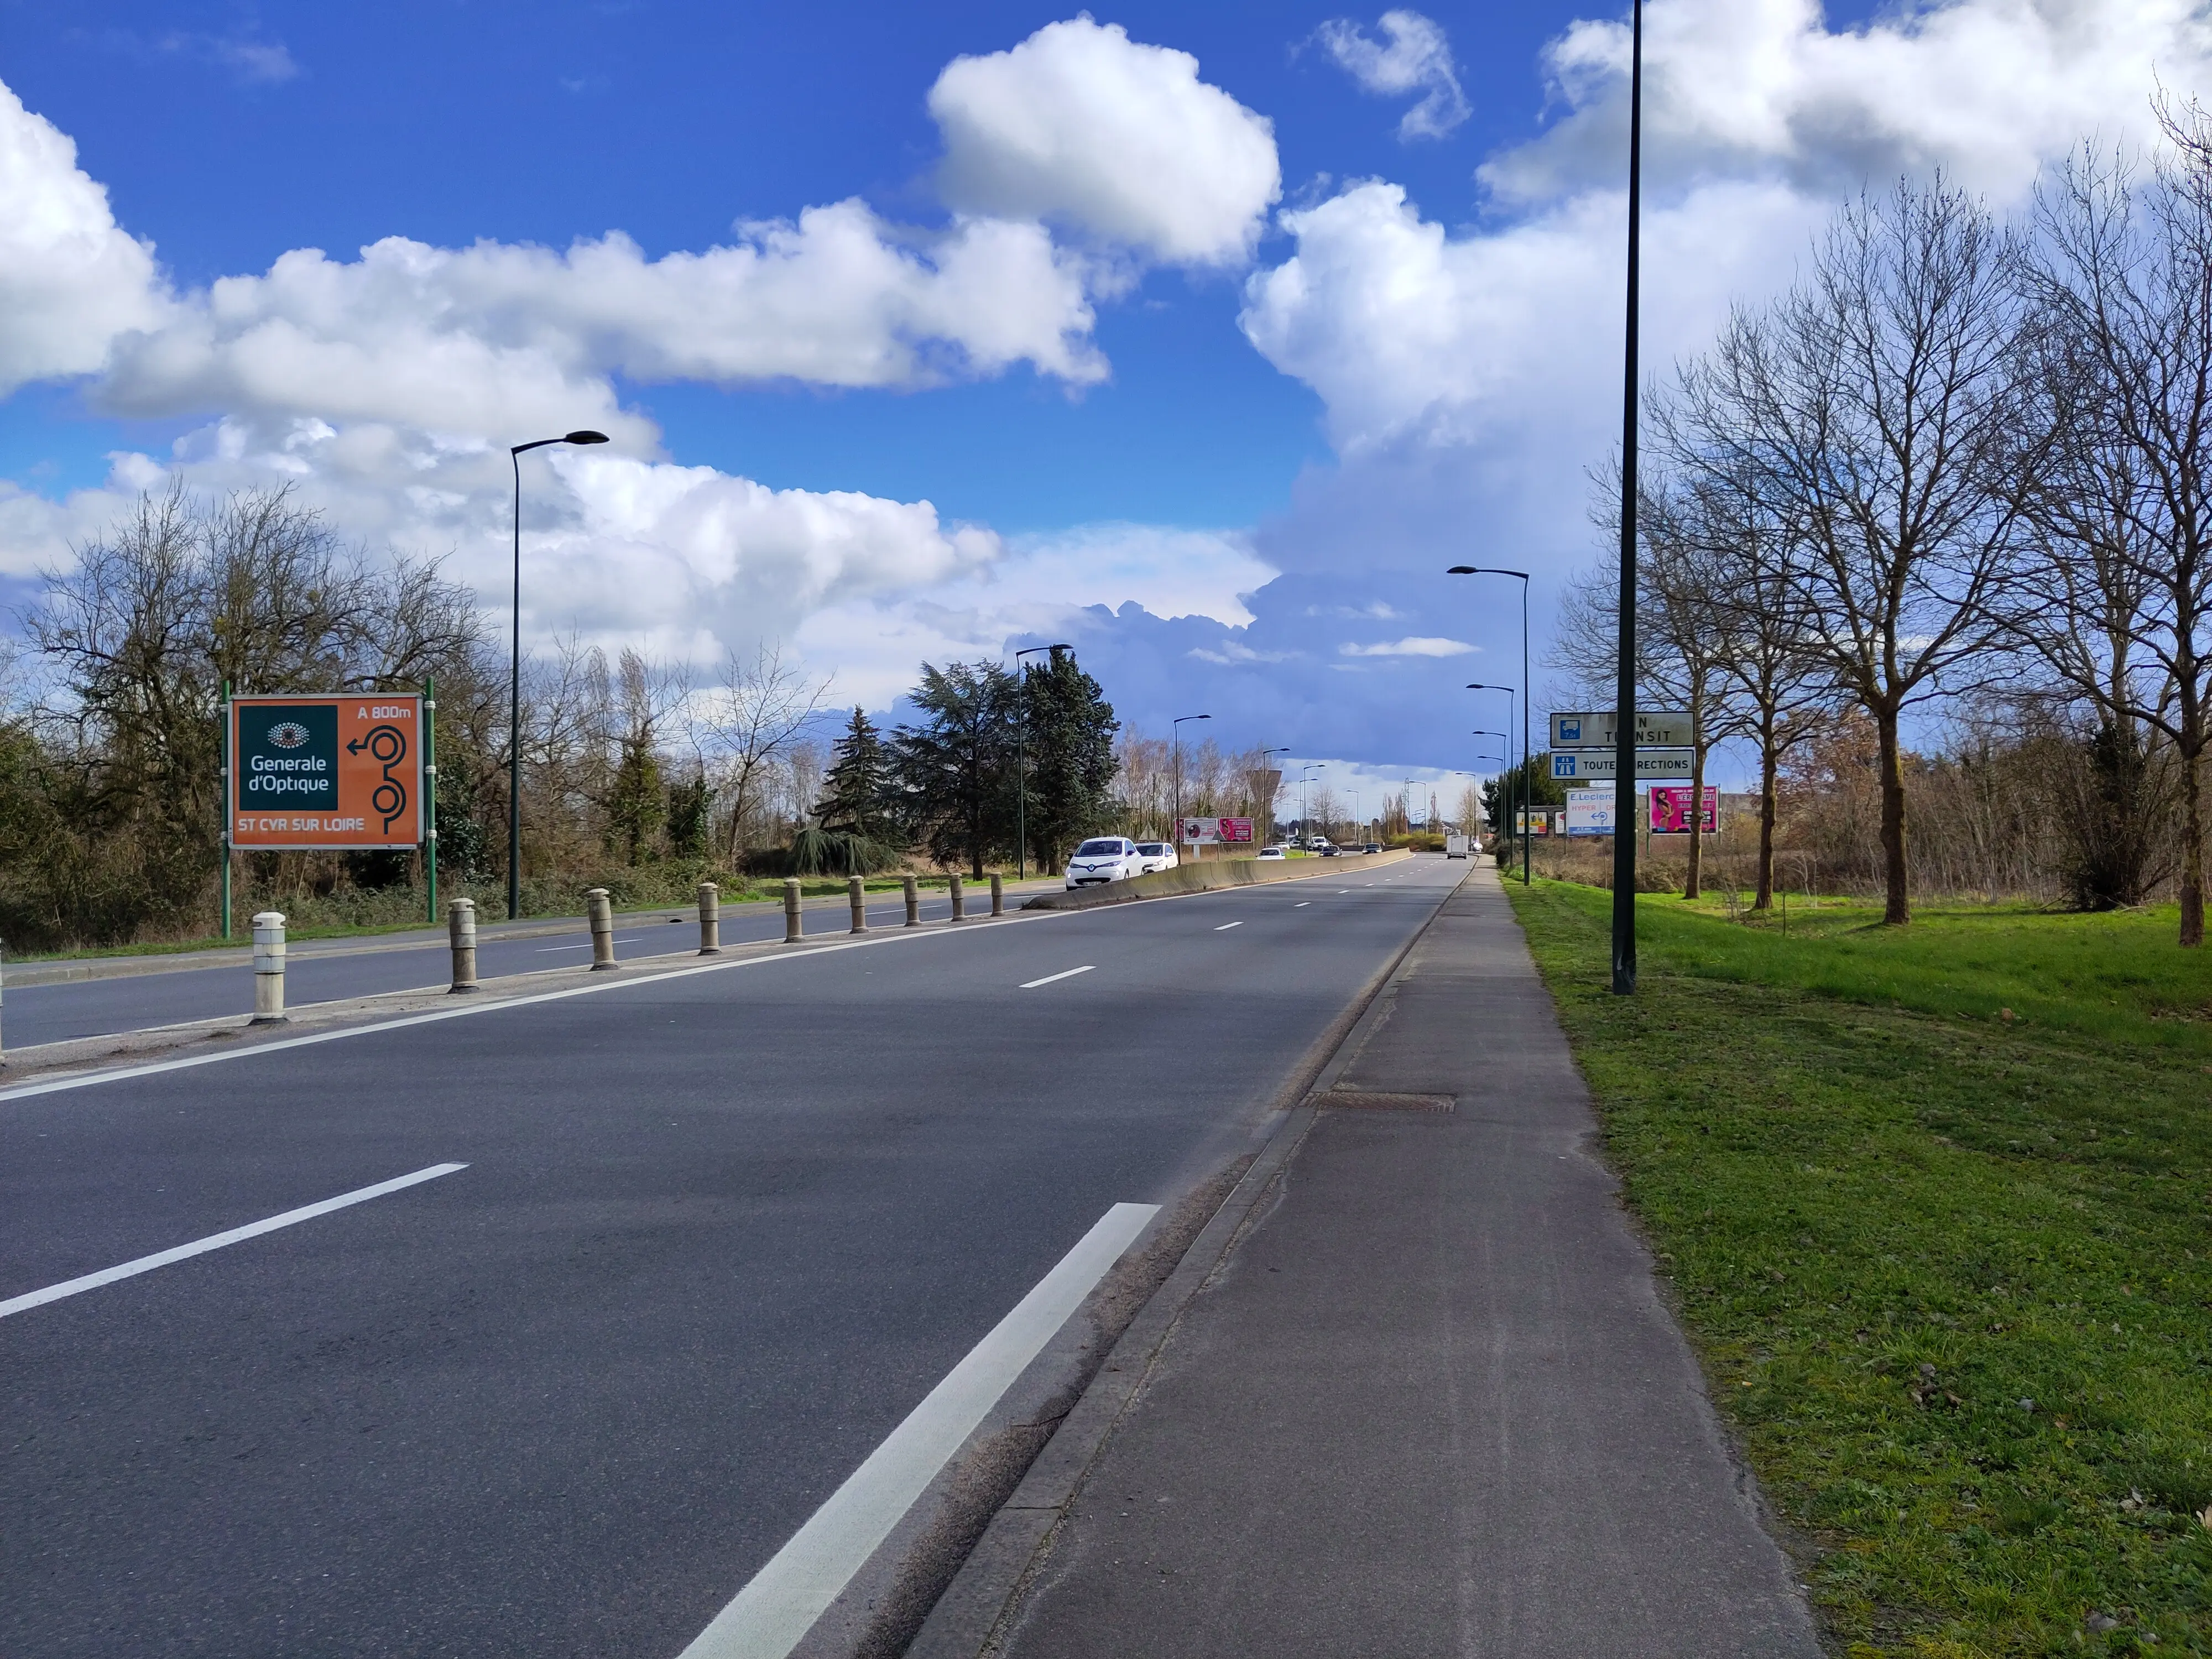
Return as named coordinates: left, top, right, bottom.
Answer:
left=1510, top=881, right=2212, bottom=1657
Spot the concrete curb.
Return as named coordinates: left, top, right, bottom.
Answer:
left=1021, top=847, right=1411, bottom=912
left=901, top=862, right=1470, bottom=1659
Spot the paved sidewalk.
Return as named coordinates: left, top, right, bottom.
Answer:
left=954, top=863, right=1819, bottom=1658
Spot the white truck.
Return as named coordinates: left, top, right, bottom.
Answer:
left=1446, top=833, right=1470, bottom=859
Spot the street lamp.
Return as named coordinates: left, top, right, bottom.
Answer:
left=1447, top=567, right=1530, bottom=887
left=508, top=429, right=609, bottom=921
left=1610, top=0, right=1650, bottom=994
left=1013, top=643, right=1072, bottom=881
left=1258, top=746, right=1290, bottom=844
left=1172, top=713, right=1211, bottom=854
left=1468, top=681, right=1516, bottom=862
left=1299, top=763, right=1324, bottom=847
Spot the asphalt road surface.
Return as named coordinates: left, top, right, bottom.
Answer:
left=2, top=858, right=1460, bottom=1658
left=4, top=890, right=985, bottom=1051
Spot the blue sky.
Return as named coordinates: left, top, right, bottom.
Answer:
left=0, top=0, right=2197, bottom=800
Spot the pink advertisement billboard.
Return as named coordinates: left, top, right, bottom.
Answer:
left=1649, top=786, right=1718, bottom=834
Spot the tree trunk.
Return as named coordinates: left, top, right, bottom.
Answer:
left=2181, top=742, right=2205, bottom=947
left=1875, top=706, right=1910, bottom=926
left=1753, top=711, right=1778, bottom=911
left=1684, top=740, right=1705, bottom=901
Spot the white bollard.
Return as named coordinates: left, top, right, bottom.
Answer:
left=903, top=875, right=920, bottom=927
left=587, top=889, right=618, bottom=971
left=949, top=873, right=965, bottom=921
left=251, top=911, right=288, bottom=1023
left=848, top=875, right=868, bottom=934
left=784, top=878, right=804, bottom=943
left=990, top=873, right=1005, bottom=916
left=448, top=898, right=479, bottom=993
left=698, top=881, right=722, bottom=954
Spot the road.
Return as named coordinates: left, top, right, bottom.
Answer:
left=3, top=889, right=989, bottom=1051
left=1, top=858, right=1460, bottom=1658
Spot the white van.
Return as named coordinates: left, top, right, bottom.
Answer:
left=1446, top=833, right=1470, bottom=859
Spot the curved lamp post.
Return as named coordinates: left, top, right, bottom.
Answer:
left=1468, top=682, right=1516, bottom=858
left=1448, top=568, right=1530, bottom=886
left=1258, top=746, right=1290, bottom=844
left=1299, top=763, right=1324, bottom=846
left=508, top=430, right=610, bottom=922
left=1172, top=713, right=1211, bottom=852
left=1013, top=643, right=1072, bottom=880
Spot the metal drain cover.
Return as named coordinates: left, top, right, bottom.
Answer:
left=1320, top=1091, right=1455, bottom=1112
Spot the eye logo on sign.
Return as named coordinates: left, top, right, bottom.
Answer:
left=268, top=721, right=311, bottom=749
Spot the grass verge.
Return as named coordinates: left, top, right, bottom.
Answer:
left=1508, top=880, right=2212, bottom=1657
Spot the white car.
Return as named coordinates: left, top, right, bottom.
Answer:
left=1134, top=841, right=1180, bottom=874
left=1065, top=837, right=1144, bottom=888
left=1256, top=845, right=1288, bottom=860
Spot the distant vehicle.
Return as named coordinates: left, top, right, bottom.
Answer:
left=1306, top=836, right=1333, bottom=852
left=1318, top=843, right=1341, bottom=857
left=1446, top=833, right=1470, bottom=859
left=1133, top=841, right=1179, bottom=875
left=1065, top=837, right=1144, bottom=888
left=1361, top=841, right=1383, bottom=855
left=1256, top=845, right=1287, bottom=860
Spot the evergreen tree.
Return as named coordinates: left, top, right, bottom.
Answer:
left=893, top=662, right=1019, bottom=877
left=816, top=707, right=901, bottom=844
left=1021, top=649, right=1118, bottom=872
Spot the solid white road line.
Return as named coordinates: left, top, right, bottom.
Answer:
left=0, top=920, right=1016, bottom=1107
left=1018, top=965, right=1095, bottom=989
left=679, top=1201, right=1160, bottom=1659
left=0, top=1162, right=467, bottom=1319
left=1213, top=921, right=1243, bottom=931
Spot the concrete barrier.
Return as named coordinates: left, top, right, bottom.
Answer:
left=587, top=889, right=618, bottom=970
left=251, top=911, right=288, bottom=1021
left=698, top=882, right=721, bottom=955
left=1024, top=847, right=1415, bottom=911
left=447, top=898, right=479, bottom=993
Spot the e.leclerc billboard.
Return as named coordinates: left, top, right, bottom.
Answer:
left=229, top=694, right=424, bottom=850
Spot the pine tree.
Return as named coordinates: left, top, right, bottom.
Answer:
left=816, top=707, right=900, bottom=844
left=1021, top=649, right=1118, bottom=873
left=893, top=663, right=1020, bottom=877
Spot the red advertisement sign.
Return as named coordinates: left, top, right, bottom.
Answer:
left=1649, top=785, right=1718, bottom=834
left=1219, top=816, right=1254, bottom=843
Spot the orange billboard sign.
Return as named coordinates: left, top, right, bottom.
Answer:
left=229, top=694, right=425, bottom=850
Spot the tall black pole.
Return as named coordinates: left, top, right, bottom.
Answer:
left=509, top=450, right=523, bottom=925
left=1610, top=0, right=1645, bottom=994
left=1520, top=581, right=1531, bottom=885
left=504, top=430, right=608, bottom=924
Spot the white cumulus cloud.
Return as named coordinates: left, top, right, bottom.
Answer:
left=1314, top=11, right=1470, bottom=140
left=1338, top=635, right=1477, bottom=656
left=1484, top=0, right=2212, bottom=204
left=98, top=204, right=1102, bottom=437
left=0, top=82, right=167, bottom=397
left=930, top=17, right=1281, bottom=266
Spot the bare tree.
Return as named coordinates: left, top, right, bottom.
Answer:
left=1678, top=178, right=2031, bottom=924
left=2011, top=120, right=2212, bottom=938
left=702, top=640, right=830, bottom=861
